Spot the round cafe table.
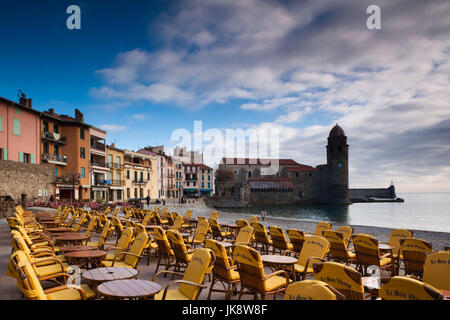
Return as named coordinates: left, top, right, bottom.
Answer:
left=362, top=276, right=390, bottom=299
left=64, top=250, right=106, bottom=270
left=378, top=243, right=394, bottom=251
left=46, top=227, right=73, bottom=233
left=59, top=245, right=98, bottom=253
left=82, top=267, right=139, bottom=295
left=97, top=279, right=162, bottom=300
left=54, top=234, right=89, bottom=247
left=261, top=254, right=298, bottom=281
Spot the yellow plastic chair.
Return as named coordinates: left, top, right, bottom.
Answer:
left=287, top=235, right=330, bottom=280
left=423, top=251, right=450, bottom=291
left=399, top=238, right=433, bottom=279
left=205, top=239, right=240, bottom=300
left=102, top=227, right=134, bottom=261
left=379, top=276, right=443, bottom=300
left=248, top=216, right=258, bottom=224
left=234, top=245, right=291, bottom=300
left=10, top=251, right=95, bottom=300
left=153, top=226, right=176, bottom=274
left=323, top=230, right=356, bottom=265
left=382, top=229, right=413, bottom=274
left=153, top=248, right=216, bottom=300
left=209, top=218, right=233, bottom=241
left=284, top=280, right=345, bottom=300
left=336, top=226, right=354, bottom=247
left=313, top=261, right=366, bottom=300
left=236, top=219, right=249, bottom=233
left=209, top=211, right=219, bottom=220
left=186, top=220, right=210, bottom=248
left=169, top=216, right=184, bottom=232
left=269, top=226, right=293, bottom=254
left=252, top=222, right=273, bottom=254
left=167, top=230, right=196, bottom=275
left=86, top=220, right=111, bottom=248
left=307, top=222, right=332, bottom=236
left=101, top=232, right=148, bottom=269
left=353, top=234, right=394, bottom=276
left=287, top=229, right=306, bottom=253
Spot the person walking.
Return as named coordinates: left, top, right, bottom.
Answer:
left=261, top=209, right=267, bottom=221
left=146, top=196, right=150, bottom=207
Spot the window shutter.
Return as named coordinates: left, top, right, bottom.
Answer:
left=13, top=119, right=21, bottom=135
left=18, top=152, right=24, bottom=162
left=3, top=148, right=7, bottom=160
left=31, top=154, right=35, bottom=164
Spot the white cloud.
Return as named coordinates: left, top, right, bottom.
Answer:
left=98, top=124, right=127, bottom=132
left=132, top=114, right=147, bottom=120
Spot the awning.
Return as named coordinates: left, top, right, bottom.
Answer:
left=183, top=189, right=198, bottom=192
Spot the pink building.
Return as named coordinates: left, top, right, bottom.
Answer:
left=0, top=94, right=41, bottom=163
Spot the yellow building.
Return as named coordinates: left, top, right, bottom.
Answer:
left=106, top=144, right=125, bottom=202
left=123, top=149, right=157, bottom=201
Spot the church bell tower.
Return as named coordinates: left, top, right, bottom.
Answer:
left=326, top=124, right=349, bottom=204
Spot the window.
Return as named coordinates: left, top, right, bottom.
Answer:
left=202, top=182, right=204, bottom=188
left=0, top=148, right=6, bottom=160
left=134, top=188, right=138, bottom=198
left=43, top=142, right=49, bottom=155
left=248, top=171, right=251, bottom=178
left=13, top=118, right=20, bottom=135
left=127, top=170, right=130, bottom=179
left=202, top=175, right=204, bottom=180
left=80, top=167, right=85, bottom=178
left=116, top=172, right=121, bottom=182
left=208, top=175, right=210, bottom=181
left=208, top=183, right=210, bottom=188
left=116, top=156, right=121, bottom=168
left=0, top=116, right=2, bottom=131
left=140, top=172, right=143, bottom=182
left=15, top=107, right=20, bottom=115
left=187, top=182, right=190, bottom=186
left=54, top=168, right=58, bottom=180
left=109, top=171, right=113, bottom=180
left=53, top=124, right=59, bottom=133
left=337, top=162, right=343, bottom=168
left=42, top=121, right=48, bottom=132
left=134, top=171, right=138, bottom=181
left=127, top=188, right=130, bottom=198
left=202, top=169, right=204, bottom=173
left=296, top=172, right=299, bottom=177
left=117, top=190, right=122, bottom=200
left=54, top=145, right=59, bottom=157
left=147, top=172, right=150, bottom=180
left=80, top=128, right=85, bottom=140
left=80, top=147, right=85, bottom=159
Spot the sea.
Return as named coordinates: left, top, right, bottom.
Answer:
left=218, top=192, right=450, bottom=233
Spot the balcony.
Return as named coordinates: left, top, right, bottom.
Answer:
left=107, top=162, right=123, bottom=170
left=42, top=153, right=67, bottom=165
left=91, top=160, right=107, bottom=168
left=55, top=175, right=80, bottom=185
left=132, top=179, right=148, bottom=185
left=109, top=179, right=125, bottom=186
left=185, top=174, right=198, bottom=181
left=91, top=141, right=106, bottom=152
left=42, top=131, right=67, bottom=144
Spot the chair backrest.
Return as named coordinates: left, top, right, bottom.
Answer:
left=314, top=222, right=332, bottom=236
left=235, top=226, right=254, bottom=246
left=388, top=229, right=413, bottom=254
left=284, top=280, right=344, bottom=300
left=134, top=223, right=146, bottom=235
left=111, top=208, right=119, bottom=217
left=209, top=218, right=223, bottom=238
left=236, top=219, right=249, bottom=230
left=193, top=220, right=210, bottom=243
left=179, top=248, right=215, bottom=300
left=352, top=234, right=382, bottom=267
left=124, top=232, right=149, bottom=267
left=287, top=229, right=306, bottom=253
left=379, top=276, right=443, bottom=300
left=297, top=235, right=330, bottom=267
left=116, top=227, right=134, bottom=249
left=253, top=222, right=271, bottom=245
left=336, top=226, right=353, bottom=247
left=167, top=230, right=191, bottom=264
left=323, top=230, right=351, bottom=262
left=9, top=251, right=47, bottom=300
left=248, top=216, right=258, bottom=224
left=11, top=230, right=31, bottom=255
left=183, top=210, right=193, bottom=220
left=153, top=226, right=173, bottom=257
left=204, top=239, right=235, bottom=281
left=99, top=220, right=111, bottom=242
left=142, top=212, right=153, bottom=226
left=110, top=216, right=123, bottom=232
left=423, top=251, right=450, bottom=291
left=170, top=216, right=184, bottom=231
left=313, top=262, right=364, bottom=300
left=400, top=238, right=433, bottom=278
left=269, top=226, right=290, bottom=250
left=209, top=211, right=219, bottom=220
left=233, top=245, right=266, bottom=293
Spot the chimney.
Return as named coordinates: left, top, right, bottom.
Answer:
left=75, top=108, right=84, bottom=122
left=49, top=108, right=55, bottom=114
left=19, top=93, right=32, bottom=108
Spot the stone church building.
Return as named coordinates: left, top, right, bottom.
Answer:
left=214, top=124, right=351, bottom=206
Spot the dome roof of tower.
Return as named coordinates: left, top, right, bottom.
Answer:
left=329, top=124, right=345, bottom=137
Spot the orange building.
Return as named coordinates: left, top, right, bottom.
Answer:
left=40, top=108, right=91, bottom=200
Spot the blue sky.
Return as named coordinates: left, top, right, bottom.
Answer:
left=1, top=0, right=450, bottom=192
